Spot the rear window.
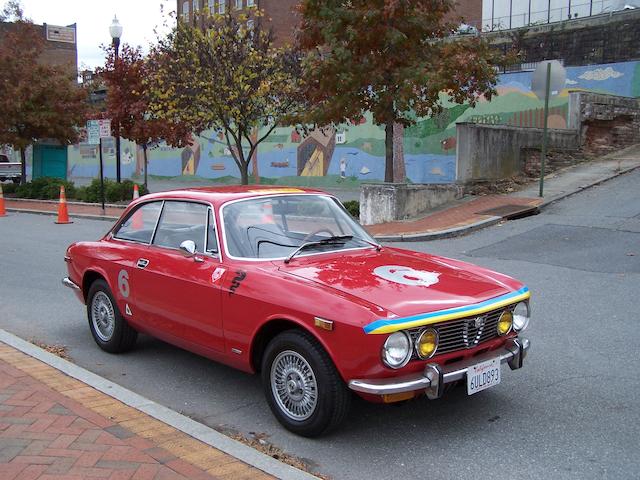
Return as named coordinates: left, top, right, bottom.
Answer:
left=0, top=155, right=9, bottom=163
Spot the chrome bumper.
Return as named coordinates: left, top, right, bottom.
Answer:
left=348, top=337, right=530, bottom=399
left=62, top=277, right=80, bottom=291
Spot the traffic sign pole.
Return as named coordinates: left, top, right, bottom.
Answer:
left=539, top=63, right=551, bottom=198
left=99, top=138, right=105, bottom=213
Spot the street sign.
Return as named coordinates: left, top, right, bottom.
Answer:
left=86, top=119, right=112, bottom=145
left=531, top=60, right=566, bottom=100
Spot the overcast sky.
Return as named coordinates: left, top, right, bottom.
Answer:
left=18, top=0, right=175, bottom=70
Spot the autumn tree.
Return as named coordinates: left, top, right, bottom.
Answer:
left=146, top=11, right=301, bottom=185
left=297, top=0, right=506, bottom=183
left=98, top=44, right=190, bottom=188
left=0, top=1, right=88, bottom=183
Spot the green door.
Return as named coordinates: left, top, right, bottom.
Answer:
left=33, top=144, right=67, bottom=179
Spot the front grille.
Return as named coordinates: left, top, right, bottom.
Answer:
left=409, top=307, right=511, bottom=360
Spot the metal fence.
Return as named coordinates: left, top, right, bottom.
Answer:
left=478, top=0, right=635, bottom=32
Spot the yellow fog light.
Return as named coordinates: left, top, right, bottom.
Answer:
left=416, top=328, right=438, bottom=359
left=497, top=310, right=513, bottom=335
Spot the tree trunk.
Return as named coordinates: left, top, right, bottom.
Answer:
left=20, top=148, right=27, bottom=185
left=384, top=121, right=394, bottom=183
left=250, top=127, right=259, bottom=184
left=393, top=122, right=406, bottom=183
left=240, top=162, right=250, bottom=185
left=143, top=144, right=148, bottom=189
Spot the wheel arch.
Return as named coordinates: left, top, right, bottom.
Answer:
left=82, top=269, right=109, bottom=302
left=250, top=317, right=340, bottom=377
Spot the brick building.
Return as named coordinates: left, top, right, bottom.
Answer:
left=177, top=1, right=483, bottom=46
left=0, top=21, right=77, bottom=75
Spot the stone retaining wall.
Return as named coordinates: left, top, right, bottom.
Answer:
left=360, top=183, right=464, bottom=225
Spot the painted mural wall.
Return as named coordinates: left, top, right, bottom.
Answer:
left=66, top=59, right=640, bottom=186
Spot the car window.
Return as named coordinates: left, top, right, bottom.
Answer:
left=0, top=154, right=9, bottom=163
left=206, top=209, right=218, bottom=254
left=114, top=202, right=163, bottom=244
left=222, top=195, right=375, bottom=259
left=152, top=201, right=208, bottom=252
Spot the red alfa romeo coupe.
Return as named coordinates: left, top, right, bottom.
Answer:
left=63, top=186, right=531, bottom=436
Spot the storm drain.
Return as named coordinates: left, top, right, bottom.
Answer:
left=476, top=204, right=539, bottom=220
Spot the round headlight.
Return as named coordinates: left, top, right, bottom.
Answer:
left=382, top=332, right=412, bottom=369
left=416, top=328, right=438, bottom=359
left=497, top=310, right=513, bottom=336
left=513, top=302, right=530, bottom=332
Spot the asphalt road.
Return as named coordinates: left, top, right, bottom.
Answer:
left=1, top=170, right=639, bottom=479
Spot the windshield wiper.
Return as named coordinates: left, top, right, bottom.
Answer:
left=284, top=235, right=353, bottom=264
left=353, top=236, right=382, bottom=251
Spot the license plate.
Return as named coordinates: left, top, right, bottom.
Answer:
left=466, top=358, right=501, bottom=395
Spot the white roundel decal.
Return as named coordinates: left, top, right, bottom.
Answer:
left=374, top=265, right=441, bottom=287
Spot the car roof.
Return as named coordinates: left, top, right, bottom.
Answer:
left=134, top=185, right=332, bottom=208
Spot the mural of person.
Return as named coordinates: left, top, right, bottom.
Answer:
left=340, top=157, right=347, bottom=178
left=181, top=134, right=201, bottom=176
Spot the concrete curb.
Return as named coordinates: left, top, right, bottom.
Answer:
left=373, top=216, right=502, bottom=242
left=6, top=208, right=120, bottom=222
left=6, top=197, right=127, bottom=209
left=374, top=163, right=640, bottom=243
left=0, top=328, right=320, bottom=480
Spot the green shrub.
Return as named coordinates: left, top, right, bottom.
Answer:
left=12, top=177, right=75, bottom=200
left=342, top=200, right=360, bottom=219
left=75, top=178, right=148, bottom=203
left=2, top=182, right=18, bottom=194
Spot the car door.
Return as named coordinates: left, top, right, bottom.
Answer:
left=108, top=200, right=164, bottom=328
left=134, top=201, right=225, bottom=353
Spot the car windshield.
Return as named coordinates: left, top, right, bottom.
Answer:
left=222, top=195, right=376, bottom=260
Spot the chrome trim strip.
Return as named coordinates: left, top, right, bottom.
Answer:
left=348, top=337, right=530, bottom=395
left=62, top=277, right=80, bottom=291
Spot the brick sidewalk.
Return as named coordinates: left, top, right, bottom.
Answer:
left=0, top=343, right=273, bottom=480
left=5, top=199, right=123, bottom=220
left=366, top=195, right=542, bottom=237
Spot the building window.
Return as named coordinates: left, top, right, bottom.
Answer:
left=235, top=0, right=242, bottom=8
left=192, top=0, right=199, bottom=12
left=247, top=0, right=254, bottom=7
left=218, top=0, right=226, bottom=13
left=182, top=1, right=190, bottom=19
left=208, top=0, right=214, bottom=12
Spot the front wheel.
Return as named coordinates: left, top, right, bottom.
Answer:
left=261, top=330, right=351, bottom=437
left=86, top=279, right=137, bottom=353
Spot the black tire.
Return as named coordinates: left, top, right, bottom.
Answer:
left=86, top=279, right=137, bottom=353
left=261, top=330, right=351, bottom=437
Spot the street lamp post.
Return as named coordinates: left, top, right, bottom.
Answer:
left=109, top=16, right=123, bottom=183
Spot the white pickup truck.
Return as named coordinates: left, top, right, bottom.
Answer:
left=0, top=154, right=21, bottom=184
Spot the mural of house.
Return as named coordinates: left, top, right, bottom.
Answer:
left=297, top=127, right=336, bottom=177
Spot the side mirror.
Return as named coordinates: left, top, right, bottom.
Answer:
left=179, top=240, right=197, bottom=256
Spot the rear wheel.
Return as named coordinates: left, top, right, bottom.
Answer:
left=86, top=279, right=137, bottom=353
left=261, top=330, right=351, bottom=437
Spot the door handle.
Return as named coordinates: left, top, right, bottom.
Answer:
left=137, top=258, right=149, bottom=269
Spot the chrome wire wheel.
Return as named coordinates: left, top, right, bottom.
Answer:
left=91, top=291, right=115, bottom=342
left=270, top=350, right=318, bottom=421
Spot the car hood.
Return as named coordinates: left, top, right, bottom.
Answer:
left=277, top=247, right=524, bottom=321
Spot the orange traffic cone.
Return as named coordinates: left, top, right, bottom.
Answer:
left=55, top=185, right=72, bottom=224
left=0, top=183, right=6, bottom=217
left=261, top=203, right=274, bottom=223
left=133, top=184, right=140, bottom=200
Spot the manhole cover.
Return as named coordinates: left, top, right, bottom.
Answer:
left=476, top=204, right=539, bottom=219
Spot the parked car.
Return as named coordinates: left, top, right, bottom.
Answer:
left=0, top=154, right=21, bottom=183
left=63, top=187, right=531, bottom=436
